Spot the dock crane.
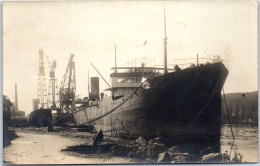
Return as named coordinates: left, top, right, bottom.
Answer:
left=46, top=54, right=58, bottom=109
left=59, top=54, right=76, bottom=115
left=38, top=48, right=47, bottom=108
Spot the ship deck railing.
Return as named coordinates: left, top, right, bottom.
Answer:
left=111, top=66, right=175, bottom=75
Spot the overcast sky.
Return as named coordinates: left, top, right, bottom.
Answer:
left=3, top=0, right=258, bottom=115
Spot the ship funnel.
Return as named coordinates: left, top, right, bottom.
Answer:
left=89, top=77, right=100, bottom=100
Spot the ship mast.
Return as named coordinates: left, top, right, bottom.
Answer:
left=88, top=68, right=90, bottom=97
left=115, top=44, right=117, bottom=73
left=163, top=4, right=168, bottom=74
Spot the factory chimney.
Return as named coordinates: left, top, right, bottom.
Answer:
left=15, top=83, right=20, bottom=119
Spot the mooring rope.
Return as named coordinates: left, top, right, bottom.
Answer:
left=81, top=81, right=150, bottom=125
left=53, top=78, right=149, bottom=124
left=57, top=65, right=208, bottom=136
left=102, top=69, right=223, bottom=137
left=175, top=73, right=222, bottom=135
left=60, top=67, right=203, bottom=125
left=90, top=65, right=228, bottom=141
left=222, top=87, right=235, bottom=141
left=102, top=68, right=206, bottom=133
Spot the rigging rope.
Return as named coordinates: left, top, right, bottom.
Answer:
left=222, top=87, right=235, bottom=141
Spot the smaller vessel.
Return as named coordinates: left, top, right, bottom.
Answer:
left=28, top=109, right=52, bottom=127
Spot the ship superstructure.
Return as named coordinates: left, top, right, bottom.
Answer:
left=72, top=5, right=228, bottom=153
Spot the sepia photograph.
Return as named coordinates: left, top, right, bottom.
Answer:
left=2, top=0, right=258, bottom=164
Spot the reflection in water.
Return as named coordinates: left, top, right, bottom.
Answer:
left=221, top=124, right=258, bottom=162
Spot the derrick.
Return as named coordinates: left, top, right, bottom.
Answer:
left=60, top=54, right=76, bottom=111
left=46, top=54, right=58, bottom=109
left=38, top=48, right=47, bottom=109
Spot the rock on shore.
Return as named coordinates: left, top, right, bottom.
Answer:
left=201, top=153, right=222, bottom=162
left=108, top=136, right=241, bottom=163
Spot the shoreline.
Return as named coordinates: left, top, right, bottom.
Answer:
left=3, top=125, right=257, bottom=164
left=3, top=127, right=139, bottom=164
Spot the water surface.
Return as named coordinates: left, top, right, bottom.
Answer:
left=221, top=124, right=258, bottom=162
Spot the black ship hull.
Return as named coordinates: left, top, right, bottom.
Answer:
left=74, top=62, right=228, bottom=152
left=142, top=62, right=228, bottom=139
left=28, top=109, right=52, bottom=127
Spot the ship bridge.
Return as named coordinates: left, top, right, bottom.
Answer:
left=109, top=67, right=155, bottom=89
left=104, top=66, right=156, bottom=97
left=105, top=57, right=174, bottom=97
left=105, top=66, right=175, bottom=97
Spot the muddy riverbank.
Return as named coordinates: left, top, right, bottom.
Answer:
left=3, top=124, right=258, bottom=164
left=3, top=127, right=138, bottom=164
left=3, top=128, right=18, bottom=147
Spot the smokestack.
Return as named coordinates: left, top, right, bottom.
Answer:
left=15, top=83, right=18, bottom=119
left=89, top=77, right=99, bottom=101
